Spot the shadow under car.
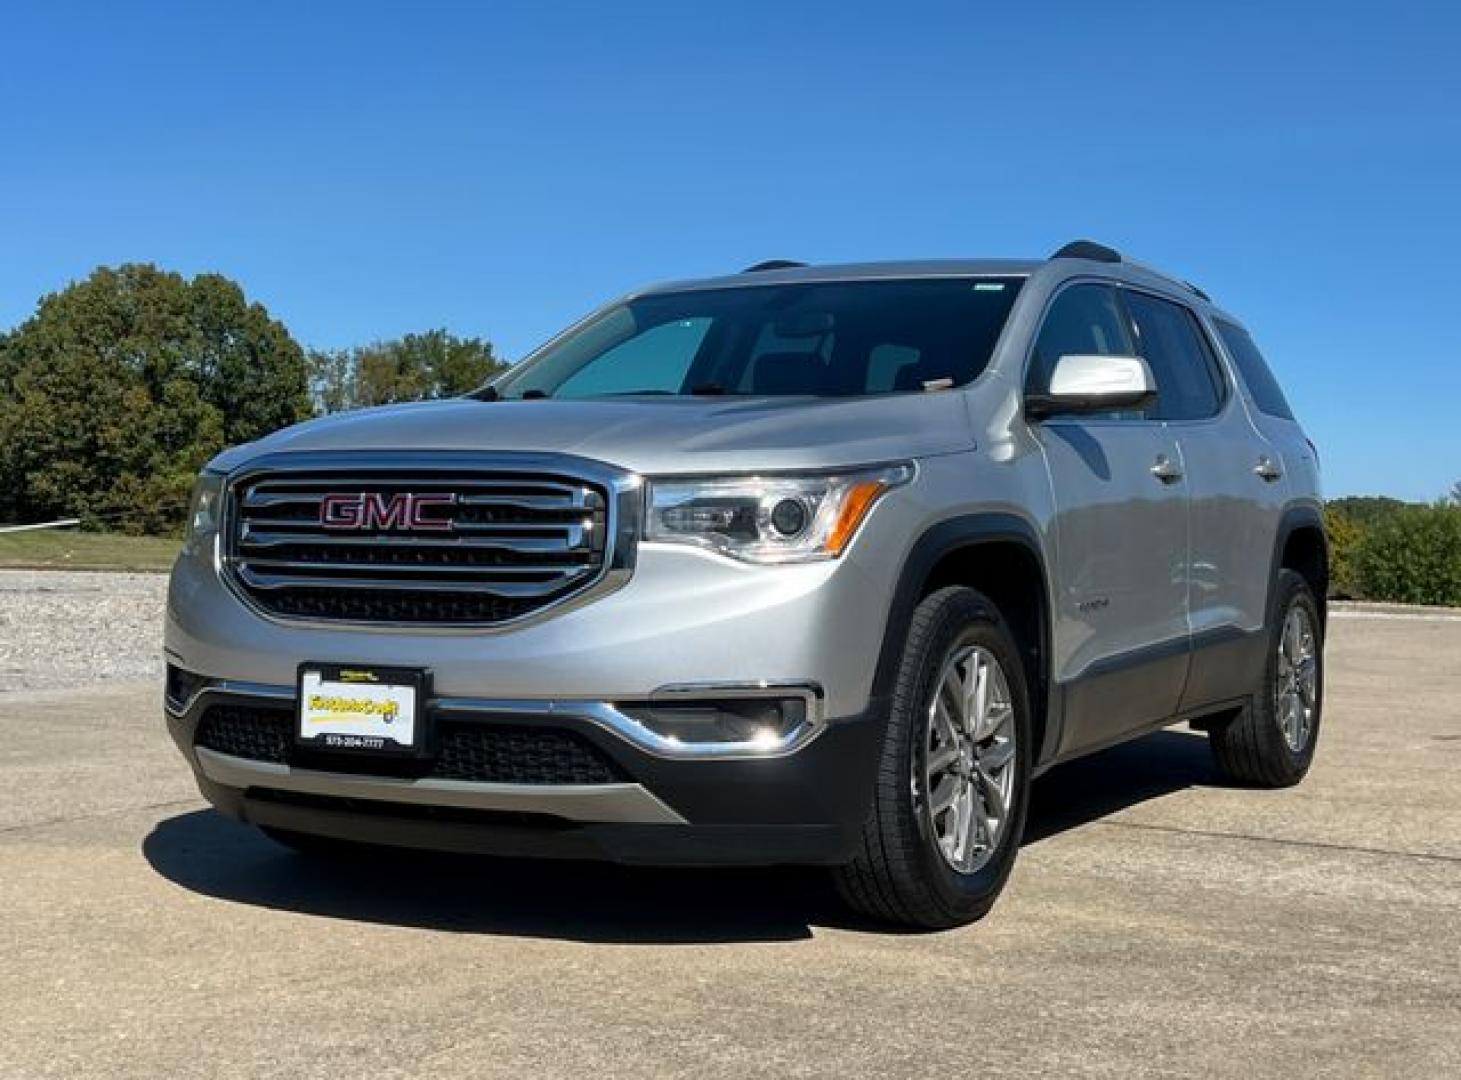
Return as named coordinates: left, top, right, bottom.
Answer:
left=142, top=728, right=1224, bottom=942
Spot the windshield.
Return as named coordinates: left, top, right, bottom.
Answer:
left=488, top=277, right=1025, bottom=399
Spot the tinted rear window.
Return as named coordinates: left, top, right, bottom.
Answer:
left=1214, top=320, right=1294, bottom=420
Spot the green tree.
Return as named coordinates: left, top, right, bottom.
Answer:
left=186, top=272, right=311, bottom=445
left=305, top=347, right=355, bottom=415
left=0, top=264, right=310, bottom=532
left=307, top=330, right=505, bottom=413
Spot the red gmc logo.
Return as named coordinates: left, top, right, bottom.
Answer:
left=319, top=492, right=457, bottom=531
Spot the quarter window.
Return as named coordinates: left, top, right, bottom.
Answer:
left=1214, top=320, right=1295, bottom=420
left=1123, top=292, right=1223, bottom=421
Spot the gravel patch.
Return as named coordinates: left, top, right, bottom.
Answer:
left=0, top=570, right=167, bottom=693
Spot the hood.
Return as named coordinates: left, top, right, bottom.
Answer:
left=213, top=394, right=975, bottom=475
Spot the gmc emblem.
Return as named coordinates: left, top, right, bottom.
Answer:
left=319, top=492, right=457, bottom=531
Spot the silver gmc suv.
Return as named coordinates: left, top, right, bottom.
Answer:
left=165, top=241, right=1326, bottom=928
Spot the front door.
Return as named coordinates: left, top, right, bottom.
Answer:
left=1026, top=283, right=1190, bottom=755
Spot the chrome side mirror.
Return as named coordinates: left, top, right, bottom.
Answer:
left=1025, top=354, right=1156, bottom=419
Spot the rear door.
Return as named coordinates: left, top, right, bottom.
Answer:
left=1026, top=283, right=1190, bottom=754
left=1212, top=319, right=1320, bottom=505
left=1121, top=290, right=1283, bottom=711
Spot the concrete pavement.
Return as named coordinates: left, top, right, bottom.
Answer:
left=2, top=615, right=1458, bottom=1078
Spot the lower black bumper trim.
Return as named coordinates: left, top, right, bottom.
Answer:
left=206, top=778, right=861, bottom=866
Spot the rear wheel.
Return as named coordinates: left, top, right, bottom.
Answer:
left=833, top=586, right=1032, bottom=929
left=1210, top=569, right=1323, bottom=787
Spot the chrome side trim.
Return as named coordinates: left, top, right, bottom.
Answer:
left=194, top=748, right=688, bottom=825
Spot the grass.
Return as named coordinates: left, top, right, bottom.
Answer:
left=0, top=528, right=179, bottom=572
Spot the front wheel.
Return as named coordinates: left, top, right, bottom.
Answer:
left=833, top=586, right=1032, bottom=929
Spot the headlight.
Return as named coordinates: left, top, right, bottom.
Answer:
left=182, top=471, right=225, bottom=555
left=645, top=464, right=912, bottom=563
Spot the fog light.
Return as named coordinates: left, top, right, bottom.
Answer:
left=166, top=664, right=207, bottom=712
left=617, top=696, right=809, bottom=747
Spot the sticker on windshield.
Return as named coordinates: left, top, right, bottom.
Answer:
left=973, top=282, right=1006, bottom=291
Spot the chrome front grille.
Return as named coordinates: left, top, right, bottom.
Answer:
left=224, top=456, right=631, bottom=626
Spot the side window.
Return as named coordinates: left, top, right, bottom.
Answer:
left=1027, top=284, right=1133, bottom=395
left=1215, top=320, right=1295, bottom=420
left=553, top=318, right=712, bottom=396
left=1123, top=292, right=1222, bottom=421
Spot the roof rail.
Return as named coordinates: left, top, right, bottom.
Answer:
left=1053, top=241, right=1214, bottom=304
left=1050, top=239, right=1121, bottom=264
left=1123, top=256, right=1215, bottom=304
left=741, top=259, right=807, bottom=273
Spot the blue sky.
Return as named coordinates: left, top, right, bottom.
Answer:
left=2, top=1, right=1458, bottom=500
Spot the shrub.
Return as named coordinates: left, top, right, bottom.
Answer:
left=1350, top=503, right=1461, bottom=606
left=1326, top=495, right=1408, bottom=529
left=1323, top=506, right=1364, bottom=598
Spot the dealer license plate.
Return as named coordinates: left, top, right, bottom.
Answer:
left=296, top=664, right=426, bottom=756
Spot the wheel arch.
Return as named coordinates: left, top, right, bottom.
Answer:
left=1270, top=504, right=1328, bottom=630
left=871, top=513, right=1057, bottom=766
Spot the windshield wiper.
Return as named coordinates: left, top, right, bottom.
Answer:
left=506, top=385, right=735, bottom=400
left=590, top=388, right=734, bottom=397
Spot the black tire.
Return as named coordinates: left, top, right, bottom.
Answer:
left=1210, top=569, right=1323, bottom=787
left=832, top=586, right=1033, bottom=929
left=259, top=826, right=370, bottom=859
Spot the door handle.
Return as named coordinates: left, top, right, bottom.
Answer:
left=1254, top=456, right=1283, bottom=482
left=1150, top=455, right=1183, bottom=483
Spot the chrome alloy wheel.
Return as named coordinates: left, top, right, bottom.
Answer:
left=1276, top=605, right=1318, bottom=752
left=918, top=644, right=1017, bottom=874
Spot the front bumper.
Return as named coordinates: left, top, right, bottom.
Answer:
left=163, top=466, right=922, bottom=864
left=167, top=537, right=894, bottom=720
left=167, top=684, right=884, bottom=865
